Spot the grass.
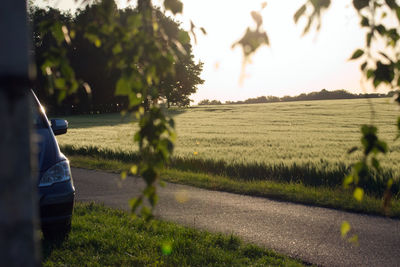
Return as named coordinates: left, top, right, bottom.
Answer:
left=57, top=98, right=400, bottom=197
left=68, top=155, right=400, bottom=218
left=42, top=202, right=304, bottom=266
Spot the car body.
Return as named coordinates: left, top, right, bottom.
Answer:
left=31, top=90, right=75, bottom=238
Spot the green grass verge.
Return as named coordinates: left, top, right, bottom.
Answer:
left=42, top=202, right=304, bottom=266
left=67, top=155, right=400, bottom=218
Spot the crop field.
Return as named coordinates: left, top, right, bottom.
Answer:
left=57, top=98, right=400, bottom=196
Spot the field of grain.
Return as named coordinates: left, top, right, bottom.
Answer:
left=57, top=98, right=400, bottom=195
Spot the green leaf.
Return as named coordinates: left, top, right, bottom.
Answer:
left=385, top=0, right=398, bottom=9
left=353, top=0, right=369, bottom=10
left=121, top=171, right=127, bottom=180
left=366, top=32, right=373, bottom=47
left=294, top=4, right=306, bottom=24
left=350, top=49, right=364, bottom=60
left=367, top=69, right=374, bottom=79
left=348, top=234, right=359, bottom=245
left=84, top=32, right=102, bottom=48
left=112, top=44, right=122, bottom=55
left=115, top=76, right=131, bottom=96
left=343, top=175, right=353, bottom=188
left=161, top=241, right=173, bottom=255
left=164, top=0, right=183, bottom=14
left=54, top=78, right=66, bottom=89
left=360, top=62, right=367, bottom=71
left=130, top=165, right=138, bottom=175
left=130, top=197, right=143, bottom=213
left=341, top=221, right=351, bottom=237
left=51, top=22, right=64, bottom=45
left=361, top=16, right=369, bottom=27
left=376, top=24, right=386, bottom=35
left=353, top=187, right=364, bottom=202
left=178, top=30, right=190, bottom=45
left=371, top=157, right=380, bottom=170
left=397, top=7, right=400, bottom=21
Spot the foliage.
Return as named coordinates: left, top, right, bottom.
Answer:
left=293, top=0, right=400, bottom=212
left=29, top=0, right=205, bottom=218
left=42, top=202, right=303, bottom=266
left=29, top=3, right=203, bottom=115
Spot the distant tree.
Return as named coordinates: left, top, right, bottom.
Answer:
left=198, top=99, right=222, bottom=105
left=198, top=99, right=210, bottom=105
left=210, top=100, right=222, bottom=105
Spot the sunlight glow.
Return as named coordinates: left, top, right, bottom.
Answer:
left=33, top=0, right=392, bottom=104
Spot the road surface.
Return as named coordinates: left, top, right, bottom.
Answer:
left=72, top=167, right=400, bottom=267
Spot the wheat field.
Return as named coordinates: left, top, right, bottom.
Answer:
left=57, top=98, right=400, bottom=194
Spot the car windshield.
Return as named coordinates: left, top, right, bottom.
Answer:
left=31, top=100, right=47, bottom=129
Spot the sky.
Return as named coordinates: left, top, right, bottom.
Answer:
left=35, top=0, right=391, bottom=104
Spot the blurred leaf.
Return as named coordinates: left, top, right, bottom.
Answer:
left=200, top=27, right=207, bottom=35
left=348, top=234, right=359, bottom=245
left=164, top=0, right=183, bottom=14
left=294, top=4, right=306, bottom=24
left=54, top=78, right=66, bottom=89
left=251, top=11, right=263, bottom=28
left=51, top=22, right=64, bottom=45
left=371, top=157, right=380, bottom=170
left=366, top=32, right=372, bottom=47
left=353, top=0, right=369, bottom=10
left=347, top=146, right=358, bottom=154
left=112, top=43, right=122, bottom=55
left=261, top=2, right=267, bottom=9
left=385, top=0, right=398, bottom=9
left=161, top=241, right=173, bottom=255
left=376, top=24, right=386, bottom=35
left=397, top=7, right=400, bottom=21
left=121, top=171, right=127, bottom=180
left=343, top=175, right=353, bottom=188
left=178, top=30, right=190, bottom=45
left=350, top=49, right=364, bottom=60
left=341, top=221, right=351, bottom=237
left=130, top=197, right=142, bottom=213
left=84, top=32, right=102, bottom=48
left=360, top=62, right=367, bottom=71
left=115, top=76, right=131, bottom=96
left=70, top=30, right=76, bottom=39
left=130, top=165, right=138, bottom=175
left=353, top=187, right=364, bottom=202
left=361, top=16, right=369, bottom=27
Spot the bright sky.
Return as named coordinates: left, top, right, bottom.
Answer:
left=35, top=0, right=390, bottom=104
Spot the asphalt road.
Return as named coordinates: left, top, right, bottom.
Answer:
left=72, top=167, right=400, bottom=267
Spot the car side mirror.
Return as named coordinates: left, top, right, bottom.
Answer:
left=50, top=119, right=68, bottom=135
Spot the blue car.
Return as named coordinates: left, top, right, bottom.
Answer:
left=31, top=90, right=75, bottom=239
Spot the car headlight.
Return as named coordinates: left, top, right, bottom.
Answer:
left=39, top=160, right=71, bottom=187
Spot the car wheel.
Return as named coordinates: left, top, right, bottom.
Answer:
left=42, top=221, right=71, bottom=241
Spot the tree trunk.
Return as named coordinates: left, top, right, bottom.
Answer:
left=0, top=0, right=40, bottom=266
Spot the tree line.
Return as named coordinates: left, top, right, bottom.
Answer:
left=30, top=3, right=204, bottom=115
left=199, top=89, right=398, bottom=105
